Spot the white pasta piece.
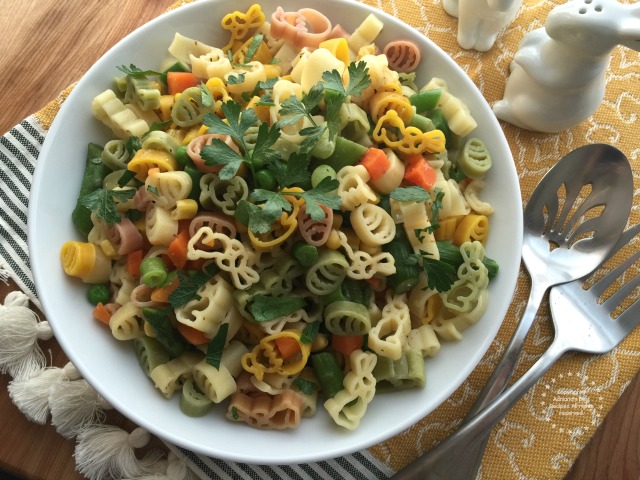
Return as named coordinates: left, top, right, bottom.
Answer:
left=422, top=77, right=477, bottom=136
left=125, top=103, right=160, bottom=127
left=433, top=290, right=489, bottom=341
left=224, top=61, right=267, bottom=95
left=339, top=102, right=370, bottom=141
left=353, top=54, right=400, bottom=107
left=347, top=14, right=384, bottom=53
left=397, top=201, right=440, bottom=259
left=298, top=388, right=319, bottom=418
left=324, top=350, right=377, bottom=430
left=192, top=360, right=237, bottom=403
left=299, top=48, right=345, bottom=93
left=337, top=165, right=377, bottom=211
left=168, top=33, right=216, bottom=65
left=367, top=295, right=411, bottom=360
left=250, top=373, right=296, bottom=395
left=337, top=231, right=395, bottom=280
left=407, top=273, right=438, bottom=324
left=369, top=148, right=405, bottom=194
left=149, top=351, right=204, bottom=398
left=145, top=171, right=192, bottom=209
left=405, top=324, right=441, bottom=358
left=187, top=228, right=260, bottom=289
left=434, top=176, right=471, bottom=219
left=221, top=340, right=250, bottom=378
left=174, top=276, right=235, bottom=337
left=350, top=203, right=396, bottom=247
left=271, top=41, right=300, bottom=75
left=431, top=318, right=462, bottom=341
left=109, top=302, right=143, bottom=340
left=463, top=179, right=495, bottom=215
left=190, top=48, right=233, bottom=80
left=289, top=47, right=313, bottom=85
left=92, top=89, right=149, bottom=139
left=145, top=204, right=178, bottom=246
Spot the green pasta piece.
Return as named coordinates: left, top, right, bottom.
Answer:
left=409, top=88, right=442, bottom=114
left=457, top=137, right=493, bottom=179
left=408, top=113, right=435, bottom=133
left=313, top=136, right=367, bottom=172
left=71, top=143, right=109, bottom=239
left=311, top=352, right=344, bottom=399
left=180, top=378, right=214, bottom=417
left=133, top=336, right=171, bottom=377
left=172, top=86, right=212, bottom=127
left=323, top=300, right=371, bottom=336
left=323, top=278, right=371, bottom=306
left=305, top=249, right=349, bottom=295
left=292, top=241, right=319, bottom=267
left=139, top=257, right=168, bottom=288
left=373, top=348, right=426, bottom=392
left=124, top=75, right=161, bottom=111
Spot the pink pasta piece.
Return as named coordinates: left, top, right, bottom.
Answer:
left=189, top=212, right=237, bottom=250
left=327, top=23, right=350, bottom=40
left=297, top=204, right=333, bottom=246
left=187, top=134, right=240, bottom=174
left=105, top=216, right=144, bottom=255
left=130, top=283, right=160, bottom=308
left=270, top=7, right=333, bottom=48
left=133, top=185, right=151, bottom=211
left=383, top=40, right=421, bottom=73
left=227, top=389, right=303, bottom=430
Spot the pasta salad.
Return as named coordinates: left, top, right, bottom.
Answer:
left=60, top=3, right=499, bottom=431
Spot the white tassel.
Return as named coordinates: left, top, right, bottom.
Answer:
left=49, top=374, right=113, bottom=439
left=74, top=425, right=164, bottom=480
left=7, top=362, right=81, bottom=424
left=0, top=291, right=53, bottom=380
left=122, top=451, right=199, bottom=480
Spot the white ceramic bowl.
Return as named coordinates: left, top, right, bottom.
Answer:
left=29, top=0, right=522, bottom=465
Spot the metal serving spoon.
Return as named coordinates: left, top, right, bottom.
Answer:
left=394, top=222, right=640, bottom=480
left=392, top=143, right=634, bottom=480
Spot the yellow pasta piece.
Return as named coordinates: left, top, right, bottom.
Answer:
left=60, top=241, right=111, bottom=283
left=319, top=37, right=350, bottom=66
left=245, top=95, right=271, bottom=123
left=157, top=95, right=175, bottom=122
left=181, top=125, right=204, bottom=146
left=241, top=330, right=312, bottom=381
left=248, top=190, right=304, bottom=250
left=220, top=4, right=266, bottom=52
left=127, top=148, right=178, bottom=181
left=233, top=36, right=272, bottom=64
left=434, top=215, right=464, bottom=241
left=368, top=91, right=412, bottom=123
left=453, top=214, right=490, bottom=246
left=171, top=199, right=199, bottom=220
left=372, top=110, right=445, bottom=155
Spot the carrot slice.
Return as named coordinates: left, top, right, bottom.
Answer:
left=127, top=249, right=144, bottom=278
left=167, top=229, right=190, bottom=270
left=176, top=322, right=210, bottom=345
left=150, top=275, right=180, bottom=303
left=359, top=147, right=391, bottom=181
left=331, top=334, right=363, bottom=357
left=92, top=302, right=112, bottom=325
left=167, top=71, right=200, bottom=95
left=275, top=336, right=301, bottom=360
left=403, top=154, right=437, bottom=190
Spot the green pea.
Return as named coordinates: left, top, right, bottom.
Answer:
left=87, top=284, right=110, bottom=305
left=251, top=155, right=266, bottom=171
left=174, top=145, right=192, bottom=167
left=254, top=169, right=276, bottom=190
left=311, top=164, right=337, bottom=188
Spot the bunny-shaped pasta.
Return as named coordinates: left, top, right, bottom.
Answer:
left=493, top=0, right=640, bottom=132
left=368, top=294, right=411, bottom=360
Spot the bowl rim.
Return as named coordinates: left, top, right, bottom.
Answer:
left=28, top=0, right=523, bottom=464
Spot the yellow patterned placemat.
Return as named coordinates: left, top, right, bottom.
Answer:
left=32, top=1, right=639, bottom=479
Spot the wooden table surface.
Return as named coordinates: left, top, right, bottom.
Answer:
left=0, top=0, right=638, bottom=479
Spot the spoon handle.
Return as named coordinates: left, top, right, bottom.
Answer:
left=392, top=337, right=568, bottom=480
left=390, top=277, right=549, bottom=480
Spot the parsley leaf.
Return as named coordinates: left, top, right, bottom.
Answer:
left=249, top=294, right=306, bottom=322
left=267, top=152, right=311, bottom=188
left=243, top=34, right=264, bottom=63
left=206, top=323, right=229, bottom=369
left=117, top=64, right=163, bottom=78
left=286, top=177, right=341, bottom=221
left=126, top=136, right=142, bottom=156
left=251, top=121, right=281, bottom=166
left=226, top=73, right=246, bottom=85
left=250, top=189, right=292, bottom=218
left=200, top=82, right=213, bottom=107
left=78, top=188, right=136, bottom=224
left=168, top=264, right=221, bottom=309
left=390, top=186, right=430, bottom=203
left=200, top=138, right=245, bottom=180
left=420, top=253, right=458, bottom=292
left=241, top=201, right=279, bottom=235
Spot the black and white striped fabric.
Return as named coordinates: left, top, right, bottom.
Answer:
left=0, top=116, right=394, bottom=480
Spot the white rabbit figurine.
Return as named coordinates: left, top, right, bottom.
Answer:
left=493, top=0, right=640, bottom=133
left=443, top=0, right=523, bottom=51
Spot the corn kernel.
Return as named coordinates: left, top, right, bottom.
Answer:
left=171, top=199, right=199, bottom=220
left=325, top=229, right=341, bottom=250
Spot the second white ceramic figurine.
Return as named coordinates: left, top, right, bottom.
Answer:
left=443, top=0, right=523, bottom=51
left=493, top=0, right=640, bottom=133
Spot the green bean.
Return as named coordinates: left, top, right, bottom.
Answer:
left=428, top=108, right=452, bottom=147
left=292, top=241, right=319, bottom=267
left=311, top=352, right=344, bottom=399
left=408, top=113, right=435, bottom=133
left=139, top=257, right=168, bottom=287
left=315, top=136, right=367, bottom=172
left=409, top=88, right=442, bottom=113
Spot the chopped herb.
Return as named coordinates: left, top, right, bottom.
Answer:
left=243, top=34, right=264, bottom=63
left=420, top=251, right=458, bottom=292
left=429, top=187, right=445, bottom=232
left=117, top=170, right=138, bottom=187
left=206, top=323, right=229, bottom=369
left=126, top=136, right=142, bottom=156
left=285, top=177, right=341, bottom=221
left=249, top=294, right=306, bottom=322
left=200, top=82, right=213, bottom=107
left=117, top=64, right=163, bottom=78
left=142, top=119, right=173, bottom=137
left=78, top=188, right=136, bottom=224
left=300, top=321, right=321, bottom=344
left=390, top=186, right=430, bottom=203
left=147, top=185, right=159, bottom=196
left=226, top=73, right=246, bottom=85
left=141, top=307, right=187, bottom=358
left=168, top=264, right=221, bottom=309
left=293, top=377, right=316, bottom=395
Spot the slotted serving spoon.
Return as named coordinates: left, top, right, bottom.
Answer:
left=392, top=143, right=633, bottom=480
left=393, top=223, right=640, bottom=480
